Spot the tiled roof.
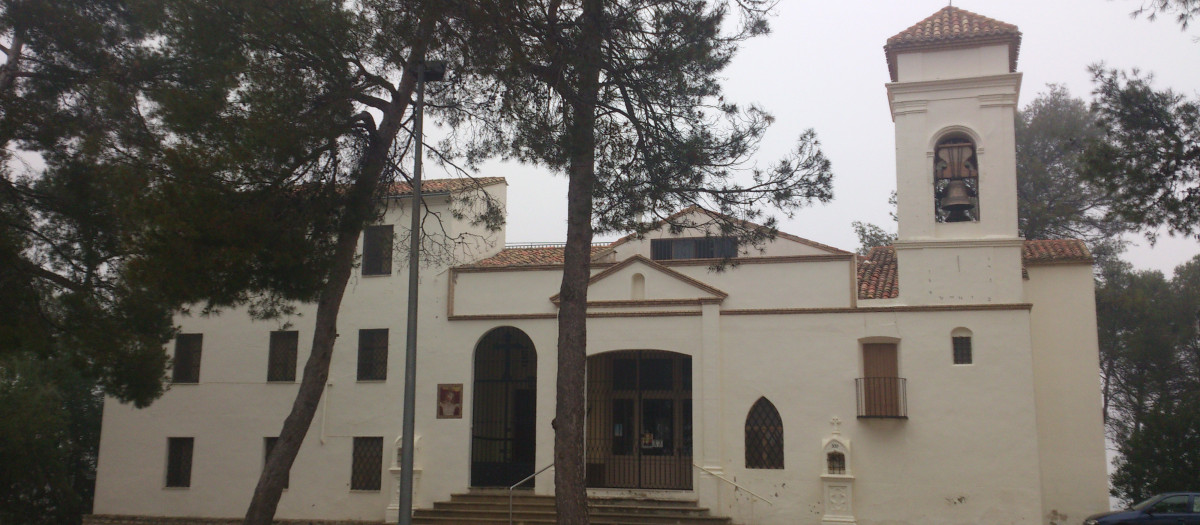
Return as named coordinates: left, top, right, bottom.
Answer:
left=602, top=206, right=852, bottom=257
left=884, top=6, right=1021, bottom=82
left=857, top=239, right=1094, bottom=300
left=1022, top=239, right=1092, bottom=265
left=469, top=245, right=611, bottom=267
left=384, top=177, right=505, bottom=197
left=857, top=246, right=900, bottom=300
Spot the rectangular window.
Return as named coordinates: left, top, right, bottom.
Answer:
left=953, top=336, right=973, bottom=365
left=263, top=437, right=288, bottom=489
left=172, top=334, right=202, bottom=384
left=351, top=436, right=383, bottom=491
left=268, top=331, right=299, bottom=382
left=357, top=329, right=388, bottom=381
left=166, top=437, right=194, bottom=488
left=650, top=237, right=737, bottom=261
left=361, top=225, right=393, bottom=276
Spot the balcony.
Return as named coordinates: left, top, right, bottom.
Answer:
left=855, top=377, right=908, bottom=418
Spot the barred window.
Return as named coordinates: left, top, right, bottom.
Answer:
left=166, top=437, right=193, bottom=488
left=351, top=437, right=383, bottom=491
left=827, top=451, right=846, bottom=475
left=264, top=437, right=288, bottom=489
left=650, top=237, right=737, bottom=260
left=362, top=225, right=393, bottom=276
left=268, top=331, right=298, bottom=382
left=953, top=335, right=973, bottom=365
left=745, top=397, right=784, bottom=469
left=172, top=334, right=202, bottom=384
left=357, top=329, right=388, bottom=381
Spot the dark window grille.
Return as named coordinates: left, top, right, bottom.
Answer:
left=268, top=331, right=298, bottom=382
left=856, top=377, right=908, bottom=418
left=362, top=225, right=393, bottom=276
left=744, top=397, right=784, bottom=469
left=650, top=237, right=737, bottom=261
left=351, top=437, right=383, bottom=491
left=357, top=329, right=388, bottom=381
left=172, top=334, right=202, bottom=384
left=827, top=451, right=846, bottom=474
left=263, top=437, right=288, bottom=488
left=166, top=437, right=193, bottom=487
left=953, top=336, right=973, bottom=365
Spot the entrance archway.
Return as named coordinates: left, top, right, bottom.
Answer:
left=585, top=350, right=693, bottom=490
left=470, top=327, right=537, bottom=487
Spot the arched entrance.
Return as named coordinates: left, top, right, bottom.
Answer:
left=586, top=350, right=692, bottom=490
left=471, top=327, right=537, bottom=487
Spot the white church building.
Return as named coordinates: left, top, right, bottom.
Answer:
left=92, top=7, right=1110, bottom=525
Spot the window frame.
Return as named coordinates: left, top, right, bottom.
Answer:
left=350, top=436, right=383, bottom=491
left=650, top=237, right=737, bottom=261
left=744, top=397, right=784, bottom=469
left=361, top=225, right=394, bottom=276
left=172, top=334, right=202, bottom=384
left=952, top=335, right=973, bottom=365
left=165, top=437, right=194, bottom=488
left=267, top=330, right=299, bottom=382
left=357, top=329, right=389, bottom=381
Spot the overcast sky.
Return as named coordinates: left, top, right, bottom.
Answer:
left=473, top=0, right=1200, bottom=274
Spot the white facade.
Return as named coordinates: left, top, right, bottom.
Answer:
left=93, top=7, right=1109, bottom=525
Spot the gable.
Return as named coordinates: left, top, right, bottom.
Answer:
left=550, top=255, right=726, bottom=305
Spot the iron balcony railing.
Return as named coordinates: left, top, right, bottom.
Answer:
left=855, top=377, right=908, bottom=418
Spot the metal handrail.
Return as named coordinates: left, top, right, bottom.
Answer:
left=692, top=463, right=773, bottom=505
left=509, top=462, right=554, bottom=525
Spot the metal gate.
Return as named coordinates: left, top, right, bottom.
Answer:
left=585, top=350, right=692, bottom=490
left=471, top=327, right=537, bottom=487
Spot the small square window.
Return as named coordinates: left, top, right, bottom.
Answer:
left=953, top=336, right=973, bottom=365
left=268, top=331, right=298, bottom=382
left=351, top=437, right=383, bottom=491
left=166, top=437, right=193, bottom=488
left=357, top=329, right=388, bottom=381
left=264, top=437, right=288, bottom=489
left=172, top=334, right=202, bottom=383
left=362, top=225, right=393, bottom=276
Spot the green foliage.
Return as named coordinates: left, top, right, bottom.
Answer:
left=851, top=221, right=896, bottom=255
left=449, top=0, right=834, bottom=245
left=1016, top=85, right=1130, bottom=262
left=1097, top=255, right=1200, bottom=504
left=0, top=355, right=103, bottom=525
left=1082, top=66, right=1200, bottom=241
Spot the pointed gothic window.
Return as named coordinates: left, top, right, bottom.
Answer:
left=934, top=137, right=980, bottom=222
left=745, top=397, right=784, bottom=469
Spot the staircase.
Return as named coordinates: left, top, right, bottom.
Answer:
left=412, top=490, right=732, bottom=525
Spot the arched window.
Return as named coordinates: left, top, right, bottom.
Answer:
left=933, top=136, right=979, bottom=222
left=631, top=273, right=645, bottom=300
left=745, top=397, right=783, bottom=469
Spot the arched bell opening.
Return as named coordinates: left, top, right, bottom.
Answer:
left=470, top=327, right=537, bottom=487
left=585, top=350, right=693, bottom=490
left=933, top=135, right=980, bottom=223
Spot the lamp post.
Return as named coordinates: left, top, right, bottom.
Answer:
left=398, top=59, right=445, bottom=525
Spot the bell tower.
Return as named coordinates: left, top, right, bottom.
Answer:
left=884, top=7, right=1024, bottom=305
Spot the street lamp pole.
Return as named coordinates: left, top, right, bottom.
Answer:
left=398, top=59, right=445, bottom=525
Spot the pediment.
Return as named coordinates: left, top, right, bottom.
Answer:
left=549, top=255, right=727, bottom=306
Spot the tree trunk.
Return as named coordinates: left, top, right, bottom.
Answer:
left=0, top=27, right=24, bottom=94
left=242, top=39, right=429, bottom=525
left=554, top=1, right=602, bottom=523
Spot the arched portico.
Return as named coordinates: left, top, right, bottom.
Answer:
left=470, top=327, right=537, bottom=487
left=585, top=350, right=693, bottom=490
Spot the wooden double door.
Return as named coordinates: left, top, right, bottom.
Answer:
left=585, top=351, right=692, bottom=490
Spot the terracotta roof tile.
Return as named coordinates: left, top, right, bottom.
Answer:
left=1022, top=239, right=1092, bottom=265
left=884, top=6, right=1021, bottom=82
left=469, top=245, right=611, bottom=267
left=857, top=246, right=900, bottom=300
left=383, top=177, right=505, bottom=197
left=856, top=239, right=1093, bottom=300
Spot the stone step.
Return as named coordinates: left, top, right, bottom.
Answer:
left=414, top=491, right=730, bottom=525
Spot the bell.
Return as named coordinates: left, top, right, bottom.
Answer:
left=940, top=179, right=974, bottom=222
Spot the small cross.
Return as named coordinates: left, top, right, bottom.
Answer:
left=830, top=416, right=843, bottom=434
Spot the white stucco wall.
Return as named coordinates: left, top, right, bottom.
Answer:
left=1025, top=263, right=1110, bottom=525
